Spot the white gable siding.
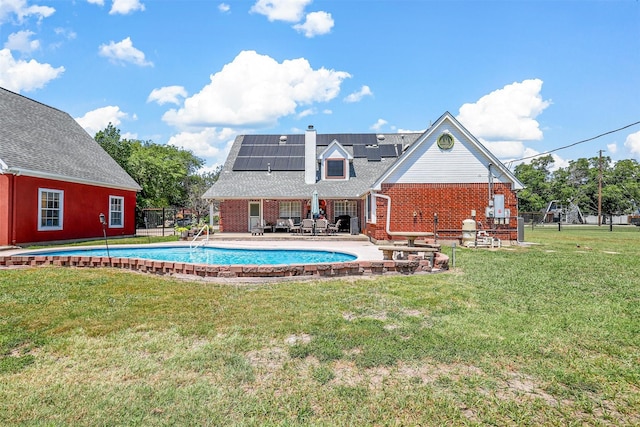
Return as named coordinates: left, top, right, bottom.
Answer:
left=322, top=144, right=347, bottom=159
left=384, top=122, right=512, bottom=185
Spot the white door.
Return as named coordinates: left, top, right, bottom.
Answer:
left=249, top=202, right=261, bottom=232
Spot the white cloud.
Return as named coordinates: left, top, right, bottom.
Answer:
left=147, top=86, right=188, bottom=105
left=370, top=118, right=387, bottom=131
left=624, top=130, right=640, bottom=158
left=297, top=108, right=315, bottom=118
left=0, top=0, right=55, bottom=24
left=607, top=143, right=618, bottom=154
left=98, top=37, right=152, bottom=66
left=0, top=48, right=64, bottom=92
left=344, top=85, right=372, bottom=103
left=457, top=79, right=551, bottom=142
left=480, top=139, right=526, bottom=159
left=397, top=127, right=426, bottom=134
left=121, top=131, right=138, bottom=140
left=250, top=0, right=311, bottom=22
left=293, top=11, right=334, bottom=37
left=162, top=50, right=350, bottom=129
left=54, top=27, right=77, bottom=40
left=501, top=146, right=569, bottom=172
left=110, top=0, right=145, bottom=15
left=168, top=127, right=236, bottom=167
left=218, top=3, right=230, bottom=13
left=74, top=106, right=128, bottom=135
left=4, top=30, right=40, bottom=53
left=87, top=0, right=104, bottom=5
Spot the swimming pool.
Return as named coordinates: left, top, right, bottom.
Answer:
left=27, top=246, right=358, bottom=266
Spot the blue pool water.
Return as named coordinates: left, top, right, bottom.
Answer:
left=28, top=246, right=357, bottom=266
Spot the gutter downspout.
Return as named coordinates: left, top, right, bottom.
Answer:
left=372, top=192, right=434, bottom=243
left=372, top=193, right=393, bottom=235
left=11, top=173, right=17, bottom=245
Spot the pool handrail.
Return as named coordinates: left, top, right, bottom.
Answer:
left=189, top=224, right=210, bottom=249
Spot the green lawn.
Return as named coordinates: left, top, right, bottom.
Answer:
left=1, top=226, right=639, bottom=425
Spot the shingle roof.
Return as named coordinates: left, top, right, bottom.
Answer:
left=202, top=132, right=422, bottom=199
left=0, top=87, right=141, bottom=191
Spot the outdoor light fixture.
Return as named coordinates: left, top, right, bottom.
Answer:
left=99, top=212, right=111, bottom=264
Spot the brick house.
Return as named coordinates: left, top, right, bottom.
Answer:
left=202, top=112, right=524, bottom=242
left=0, top=87, right=141, bottom=246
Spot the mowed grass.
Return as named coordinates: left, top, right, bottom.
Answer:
left=1, top=226, right=639, bottom=425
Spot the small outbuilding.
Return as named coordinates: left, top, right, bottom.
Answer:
left=0, top=87, right=141, bottom=246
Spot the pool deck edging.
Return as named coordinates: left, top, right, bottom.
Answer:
left=0, top=254, right=449, bottom=277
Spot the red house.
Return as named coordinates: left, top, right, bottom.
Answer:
left=203, top=112, right=525, bottom=242
left=0, top=87, right=141, bottom=247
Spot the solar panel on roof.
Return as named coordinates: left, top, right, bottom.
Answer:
left=378, top=144, right=398, bottom=157
left=232, top=157, right=249, bottom=170
left=273, top=157, right=289, bottom=170
left=316, top=134, right=378, bottom=146
left=366, top=146, right=381, bottom=161
left=353, top=145, right=367, bottom=158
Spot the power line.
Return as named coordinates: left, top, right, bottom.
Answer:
left=510, top=120, right=640, bottom=164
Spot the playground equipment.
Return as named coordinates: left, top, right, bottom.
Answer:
left=542, top=200, right=585, bottom=224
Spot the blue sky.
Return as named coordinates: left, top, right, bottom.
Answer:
left=2, top=0, right=639, bottom=172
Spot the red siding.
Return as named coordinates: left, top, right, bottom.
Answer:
left=0, top=175, right=137, bottom=246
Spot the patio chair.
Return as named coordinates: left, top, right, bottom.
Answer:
left=301, top=218, right=315, bottom=235
left=274, top=218, right=290, bottom=232
left=288, top=218, right=301, bottom=234
left=328, top=219, right=341, bottom=235
left=251, top=219, right=267, bottom=235
left=315, top=218, right=329, bottom=235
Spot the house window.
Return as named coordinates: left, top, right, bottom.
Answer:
left=325, top=159, right=345, bottom=179
left=335, top=200, right=357, bottom=219
left=38, top=188, right=63, bottom=231
left=110, top=196, right=124, bottom=228
left=279, top=201, right=302, bottom=223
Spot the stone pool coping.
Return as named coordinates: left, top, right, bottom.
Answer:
left=0, top=241, right=449, bottom=278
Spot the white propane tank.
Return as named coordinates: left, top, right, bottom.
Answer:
left=462, top=219, right=477, bottom=245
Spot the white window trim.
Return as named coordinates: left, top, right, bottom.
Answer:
left=38, top=188, right=64, bottom=231
left=279, top=201, right=301, bottom=219
left=324, top=158, right=347, bottom=180
left=109, top=195, right=125, bottom=228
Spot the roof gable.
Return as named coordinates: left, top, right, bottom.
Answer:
left=318, top=140, right=352, bottom=161
left=372, top=112, right=524, bottom=190
left=0, top=87, right=140, bottom=191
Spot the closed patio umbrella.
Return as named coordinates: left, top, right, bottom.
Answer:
left=311, top=190, right=319, bottom=218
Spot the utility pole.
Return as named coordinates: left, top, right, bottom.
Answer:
left=598, top=150, right=603, bottom=226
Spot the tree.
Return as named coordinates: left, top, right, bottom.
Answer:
left=95, top=123, right=132, bottom=174
left=185, top=167, right=222, bottom=223
left=127, top=141, right=204, bottom=209
left=94, top=125, right=204, bottom=212
left=514, top=155, right=554, bottom=212
left=604, top=159, right=640, bottom=214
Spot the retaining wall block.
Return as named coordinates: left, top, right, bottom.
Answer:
left=194, top=264, right=207, bottom=277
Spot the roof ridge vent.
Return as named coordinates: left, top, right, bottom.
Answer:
left=279, top=135, right=287, bottom=144
left=376, top=134, right=385, bottom=141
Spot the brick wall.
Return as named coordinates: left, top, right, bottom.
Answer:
left=219, top=200, right=248, bottom=232
left=371, top=183, right=518, bottom=241
left=220, top=199, right=313, bottom=232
